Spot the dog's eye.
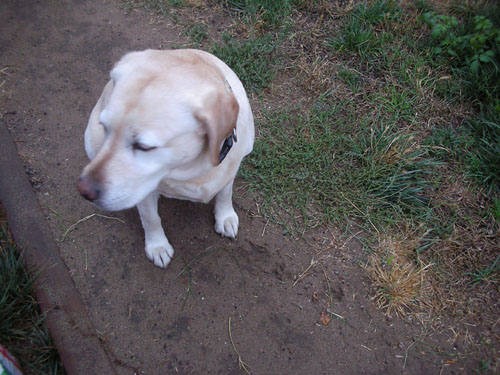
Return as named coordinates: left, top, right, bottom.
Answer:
left=132, top=142, right=157, bottom=152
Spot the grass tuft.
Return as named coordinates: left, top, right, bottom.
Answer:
left=327, top=0, right=401, bottom=57
left=364, top=232, right=432, bottom=317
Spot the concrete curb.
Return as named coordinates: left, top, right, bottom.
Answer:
left=0, top=120, right=118, bottom=375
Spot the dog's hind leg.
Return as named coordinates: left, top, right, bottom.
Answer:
left=214, top=180, right=239, bottom=238
left=137, top=192, right=174, bottom=269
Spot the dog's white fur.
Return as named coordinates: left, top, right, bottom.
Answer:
left=79, top=49, right=254, bottom=268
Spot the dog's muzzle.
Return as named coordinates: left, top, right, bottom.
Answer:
left=77, top=176, right=101, bottom=202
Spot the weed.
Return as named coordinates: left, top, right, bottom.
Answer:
left=421, top=9, right=500, bottom=104
left=414, top=0, right=433, bottom=14
left=346, top=120, right=437, bottom=215
left=353, top=0, right=402, bottom=26
left=328, top=16, right=381, bottom=57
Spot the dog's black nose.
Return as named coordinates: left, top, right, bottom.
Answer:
left=77, top=176, right=101, bottom=202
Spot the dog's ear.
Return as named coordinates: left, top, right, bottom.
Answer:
left=195, top=90, right=239, bottom=166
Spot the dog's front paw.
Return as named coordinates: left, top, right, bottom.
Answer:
left=145, top=240, right=174, bottom=269
left=214, top=208, right=239, bottom=238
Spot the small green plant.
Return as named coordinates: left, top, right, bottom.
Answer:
left=210, top=33, right=278, bottom=92
left=414, top=0, right=433, bottom=14
left=422, top=12, right=500, bottom=74
left=421, top=10, right=500, bottom=106
left=353, top=0, right=401, bottom=26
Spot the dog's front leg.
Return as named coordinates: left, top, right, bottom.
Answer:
left=214, top=180, right=239, bottom=238
left=137, top=192, right=174, bottom=268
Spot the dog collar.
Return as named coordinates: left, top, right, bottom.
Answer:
left=219, top=128, right=237, bottom=164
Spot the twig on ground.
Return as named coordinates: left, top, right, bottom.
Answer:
left=228, top=317, right=252, bottom=375
left=293, top=257, right=319, bottom=286
left=177, top=246, right=218, bottom=278
left=61, top=213, right=124, bottom=242
left=403, top=340, right=416, bottom=369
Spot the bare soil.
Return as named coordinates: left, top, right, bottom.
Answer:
left=0, top=1, right=476, bottom=374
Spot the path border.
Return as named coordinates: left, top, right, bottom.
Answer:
left=0, top=120, right=118, bottom=375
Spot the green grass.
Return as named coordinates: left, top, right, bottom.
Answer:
left=327, top=0, right=401, bottom=58
left=337, top=68, right=363, bottom=93
left=0, top=222, right=64, bottom=374
left=210, top=33, right=279, bottom=93
left=222, top=0, right=294, bottom=28
left=241, top=101, right=436, bottom=233
left=185, top=23, right=209, bottom=48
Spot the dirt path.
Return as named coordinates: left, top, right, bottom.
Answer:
left=1, top=1, right=462, bottom=374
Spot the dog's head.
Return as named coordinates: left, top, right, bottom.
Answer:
left=77, top=50, right=239, bottom=211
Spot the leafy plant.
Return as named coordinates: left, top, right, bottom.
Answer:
left=422, top=12, right=500, bottom=74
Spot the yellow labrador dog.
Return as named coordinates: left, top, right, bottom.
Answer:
left=77, top=49, right=254, bottom=268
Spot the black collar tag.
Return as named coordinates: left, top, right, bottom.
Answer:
left=219, top=128, right=237, bottom=164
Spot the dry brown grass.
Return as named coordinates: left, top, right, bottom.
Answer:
left=364, top=231, right=433, bottom=317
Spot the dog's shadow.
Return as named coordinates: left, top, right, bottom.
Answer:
left=122, top=197, right=216, bottom=257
